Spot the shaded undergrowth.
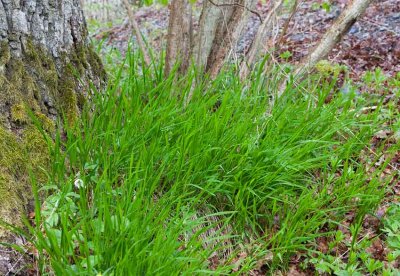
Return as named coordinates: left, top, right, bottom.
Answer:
left=18, top=51, right=397, bottom=275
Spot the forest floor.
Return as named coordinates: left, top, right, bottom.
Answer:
left=89, top=0, right=400, bottom=79
left=74, top=1, right=400, bottom=274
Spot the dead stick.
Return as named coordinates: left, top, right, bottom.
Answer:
left=122, top=0, right=151, bottom=67
left=276, top=0, right=299, bottom=47
left=275, top=0, right=373, bottom=101
left=293, top=0, right=373, bottom=78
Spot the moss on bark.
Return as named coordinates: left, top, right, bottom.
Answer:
left=0, top=38, right=105, bottom=236
left=0, top=126, right=50, bottom=238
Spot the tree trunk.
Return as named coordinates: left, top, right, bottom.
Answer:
left=193, top=0, right=234, bottom=72
left=239, top=0, right=284, bottom=80
left=193, top=0, right=256, bottom=78
left=164, top=0, right=192, bottom=76
left=206, top=0, right=257, bottom=78
left=0, top=0, right=104, bottom=273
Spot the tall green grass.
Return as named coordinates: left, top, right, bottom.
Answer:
left=24, top=51, right=389, bottom=275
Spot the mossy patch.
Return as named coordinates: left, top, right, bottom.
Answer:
left=0, top=125, right=51, bottom=237
left=1, top=38, right=106, bottom=127
left=58, top=66, right=80, bottom=123
left=86, top=45, right=107, bottom=80
left=0, top=127, right=27, bottom=237
left=0, top=58, right=41, bottom=112
left=0, top=38, right=105, bottom=237
left=11, top=104, right=29, bottom=124
left=0, top=173, right=26, bottom=237
left=315, top=60, right=347, bottom=77
left=34, top=112, right=55, bottom=133
left=23, top=126, right=51, bottom=183
left=0, top=127, right=26, bottom=176
left=0, top=41, right=11, bottom=67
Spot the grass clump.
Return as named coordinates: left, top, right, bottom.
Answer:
left=23, top=51, right=392, bottom=275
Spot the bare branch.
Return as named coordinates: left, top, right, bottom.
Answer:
left=294, top=0, right=373, bottom=77
left=271, top=0, right=373, bottom=107
left=276, top=0, right=299, bottom=47
left=122, top=0, right=151, bottom=67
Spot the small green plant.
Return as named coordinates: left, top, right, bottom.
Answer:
left=311, top=1, right=332, bottom=12
left=303, top=201, right=400, bottom=275
left=279, top=50, right=292, bottom=60
left=383, top=204, right=400, bottom=258
left=362, top=68, right=388, bottom=91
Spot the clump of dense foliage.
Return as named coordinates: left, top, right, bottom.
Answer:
left=19, top=51, right=396, bottom=275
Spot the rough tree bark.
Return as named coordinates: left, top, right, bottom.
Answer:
left=0, top=0, right=104, bottom=273
left=206, top=0, right=257, bottom=78
left=192, top=0, right=256, bottom=78
left=164, top=0, right=192, bottom=76
left=193, top=0, right=232, bottom=72
left=165, top=0, right=256, bottom=78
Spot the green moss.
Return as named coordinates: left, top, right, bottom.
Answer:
left=0, top=74, right=6, bottom=89
left=3, top=60, right=27, bottom=105
left=0, top=114, right=7, bottom=126
left=8, top=59, right=24, bottom=80
left=87, top=45, right=107, bottom=80
left=0, top=41, right=10, bottom=67
left=35, top=112, right=55, bottom=133
left=11, top=103, right=29, bottom=124
left=2, top=39, right=104, bottom=125
left=58, top=66, right=79, bottom=123
left=0, top=127, right=26, bottom=176
left=0, top=59, right=41, bottom=113
left=23, top=126, right=51, bottom=183
left=24, top=39, right=61, bottom=111
left=24, top=39, right=40, bottom=62
left=0, top=38, right=105, bottom=236
left=0, top=127, right=27, bottom=237
left=71, top=43, right=88, bottom=74
left=0, top=173, right=25, bottom=237
left=23, top=74, right=41, bottom=111
left=76, top=91, right=87, bottom=108
left=45, top=70, right=59, bottom=93
left=0, top=124, right=50, bottom=237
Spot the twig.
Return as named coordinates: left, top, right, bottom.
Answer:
left=122, top=0, right=151, bottom=67
left=207, top=0, right=263, bottom=23
left=359, top=18, right=400, bottom=36
left=294, top=0, right=373, bottom=78
left=276, top=0, right=300, bottom=46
